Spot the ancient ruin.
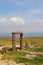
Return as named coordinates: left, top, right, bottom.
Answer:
left=12, top=32, right=23, bottom=51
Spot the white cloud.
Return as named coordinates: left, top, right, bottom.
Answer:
left=0, top=17, right=25, bottom=25
left=27, top=19, right=43, bottom=25
left=0, top=17, right=6, bottom=23
left=31, top=9, right=40, bottom=14
left=27, top=9, right=41, bottom=15
left=9, top=17, right=25, bottom=25
left=31, top=19, right=43, bottom=23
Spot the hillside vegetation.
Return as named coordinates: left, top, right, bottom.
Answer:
left=0, top=37, right=43, bottom=65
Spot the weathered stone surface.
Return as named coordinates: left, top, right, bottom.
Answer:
left=12, top=32, right=23, bottom=51
left=25, top=54, right=36, bottom=59
left=2, top=47, right=6, bottom=54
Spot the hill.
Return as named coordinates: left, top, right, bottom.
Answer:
left=0, top=32, right=43, bottom=38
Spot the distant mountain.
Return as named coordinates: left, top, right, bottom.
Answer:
left=0, top=33, right=11, bottom=38
left=0, top=32, right=43, bottom=38
left=24, top=32, right=43, bottom=37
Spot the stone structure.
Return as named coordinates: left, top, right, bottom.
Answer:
left=25, top=41, right=29, bottom=49
left=12, top=32, right=23, bottom=51
left=2, top=47, right=6, bottom=54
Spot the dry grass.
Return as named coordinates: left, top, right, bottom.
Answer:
left=0, top=37, right=43, bottom=47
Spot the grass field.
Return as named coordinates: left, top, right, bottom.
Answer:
left=2, top=51, right=43, bottom=65
left=0, top=37, right=43, bottom=49
left=0, top=37, right=43, bottom=65
left=0, top=37, right=43, bottom=46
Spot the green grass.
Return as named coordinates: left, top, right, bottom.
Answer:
left=2, top=51, right=26, bottom=61
left=34, top=47, right=43, bottom=52
left=25, top=47, right=43, bottom=52
left=2, top=51, right=43, bottom=65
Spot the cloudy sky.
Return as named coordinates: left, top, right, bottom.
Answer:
left=0, top=0, right=43, bottom=33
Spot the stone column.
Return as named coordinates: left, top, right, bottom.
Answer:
left=2, top=47, right=6, bottom=54
left=20, top=33, right=23, bottom=50
left=12, top=33, right=15, bottom=51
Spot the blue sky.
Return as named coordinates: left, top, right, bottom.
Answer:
left=0, top=0, right=43, bottom=33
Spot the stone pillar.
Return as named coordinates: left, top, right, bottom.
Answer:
left=20, top=33, right=23, bottom=50
left=2, top=47, right=6, bottom=54
left=25, top=41, right=28, bottom=49
left=12, top=33, right=15, bottom=51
